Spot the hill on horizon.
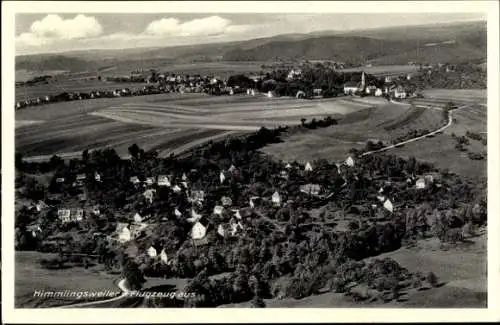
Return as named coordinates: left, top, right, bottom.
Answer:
left=15, top=20, right=486, bottom=73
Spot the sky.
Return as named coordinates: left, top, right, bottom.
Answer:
left=15, top=12, right=485, bottom=55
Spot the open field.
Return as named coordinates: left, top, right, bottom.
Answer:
left=261, top=101, right=443, bottom=163
left=341, top=65, right=419, bottom=76
left=16, top=94, right=371, bottom=160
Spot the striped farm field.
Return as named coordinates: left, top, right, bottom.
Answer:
left=261, top=102, right=443, bottom=162
left=16, top=93, right=373, bottom=160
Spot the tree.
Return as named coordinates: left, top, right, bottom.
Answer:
left=250, top=295, right=266, bottom=308
left=82, top=149, right=90, bottom=163
left=121, top=259, right=146, bottom=290
left=427, top=271, right=439, bottom=287
left=128, top=144, right=140, bottom=159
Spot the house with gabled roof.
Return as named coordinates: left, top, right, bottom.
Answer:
left=116, top=223, right=131, bottom=243
left=157, top=175, right=171, bottom=187
left=272, top=191, right=281, bottom=207
left=213, top=205, right=225, bottom=216
left=304, top=162, right=313, bottom=172
left=221, top=196, right=233, bottom=207
left=191, top=221, right=207, bottom=240
left=383, top=199, right=394, bottom=213
left=159, top=249, right=168, bottom=264
left=58, top=209, right=71, bottom=223
left=145, top=177, right=155, bottom=186
left=130, top=176, right=140, bottom=185
left=345, top=156, right=355, bottom=167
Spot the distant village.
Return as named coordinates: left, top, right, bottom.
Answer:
left=13, top=60, right=477, bottom=111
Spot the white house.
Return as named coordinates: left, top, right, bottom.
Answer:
left=191, top=190, right=205, bottom=204
left=182, top=173, right=188, bottom=181
left=383, top=199, right=394, bottom=213
left=374, top=88, right=383, bottom=97
left=213, top=205, right=225, bottom=216
left=56, top=177, right=65, bottom=184
left=300, top=184, right=322, bottom=196
left=287, top=68, right=302, bottom=80
left=415, top=178, right=426, bottom=189
left=145, top=177, right=155, bottom=186
left=285, top=163, right=292, bottom=169
left=220, top=171, right=226, bottom=184
left=267, top=90, right=277, bottom=98
left=377, top=195, right=386, bottom=203
left=94, top=173, right=102, bottom=182
left=272, top=191, right=281, bottom=207
left=143, top=189, right=156, bottom=203
left=188, top=209, right=202, bottom=223
left=160, top=249, right=168, bottom=264
left=133, top=213, right=142, bottom=223
left=304, top=162, right=313, bottom=172
left=344, top=81, right=361, bottom=95
left=279, top=170, right=289, bottom=180
left=228, top=165, right=237, bottom=173
left=221, top=196, right=233, bottom=207
left=191, top=222, right=207, bottom=240
left=147, top=246, right=157, bottom=258
left=130, top=176, right=140, bottom=184
left=218, top=224, right=227, bottom=237
left=58, top=209, right=71, bottom=223
left=157, top=175, right=171, bottom=187
left=172, top=185, right=182, bottom=193
left=174, top=208, right=182, bottom=218
left=117, top=224, right=131, bottom=243
left=393, top=86, right=407, bottom=99
left=73, top=209, right=84, bottom=222
left=345, top=156, right=355, bottom=167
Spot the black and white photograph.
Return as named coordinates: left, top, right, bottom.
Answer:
left=2, top=0, right=499, bottom=322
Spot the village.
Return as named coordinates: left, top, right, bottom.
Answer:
left=15, top=112, right=486, bottom=306
left=14, top=60, right=463, bottom=111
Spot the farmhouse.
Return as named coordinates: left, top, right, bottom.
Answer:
left=58, top=209, right=71, bottom=223
left=157, top=175, right=171, bottom=187
left=221, top=196, right=233, bottom=207
left=272, top=191, right=282, bottom=207
left=116, top=223, right=131, bottom=243
left=304, top=162, right=313, bottom=171
left=213, top=205, right=225, bottom=216
left=160, top=249, right=168, bottom=264
left=300, top=184, right=322, bottom=196
left=191, top=221, right=207, bottom=240
left=343, top=81, right=360, bottom=95
left=147, top=246, right=157, bottom=258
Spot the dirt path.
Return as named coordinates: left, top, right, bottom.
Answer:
left=360, top=104, right=466, bottom=157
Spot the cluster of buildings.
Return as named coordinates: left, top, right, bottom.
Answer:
left=343, top=71, right=417, bottom=99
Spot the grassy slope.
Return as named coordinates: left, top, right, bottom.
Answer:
left=221, top=233, right=487, bottom=308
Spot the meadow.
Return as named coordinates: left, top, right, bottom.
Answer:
left=16, top=93, right=370, bottom=160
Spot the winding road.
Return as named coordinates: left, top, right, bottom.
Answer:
left=361, top=103, right=466, bottom=157
left=58, top=278, right=130, bottom=308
